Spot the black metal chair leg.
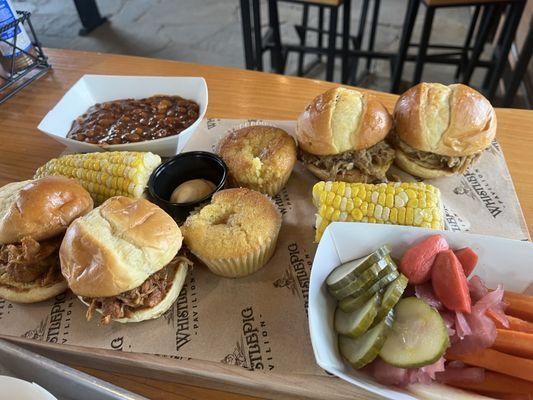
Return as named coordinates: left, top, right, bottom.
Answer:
left=503, top=19, right=533, bottom=107
left=366, top=0, right=381, bottom=72
left=349, top=0, right=370, bottom=84
left=252, top=0, right=264, bottom=71
left=268, top=0, right=284, bottom=74
left=455, top=5, right=481, bottom=80
left=412, top=6, right=435, bottom=85
left=326, top=6, right=339, bottom=82
left=391, top=0, right=419, bottom=93
left=462, top=5, right=497, bottom=85
left=318, top=6, right=325, bottom=62
left=485, top=1, right=525, bottom=101
left=240, top=0, right=255, bottom=70
left=341, top=0, right=352, bottom=83
left=73, top=0, right=107, bottom=36
left=297, top=4, right=310, bottom=76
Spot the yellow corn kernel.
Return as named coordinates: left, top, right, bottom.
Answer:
left=406, top=207, right=414, bottom=225
left=389, top=208, right=398, bottom=224
left=367, top=203, right=375, bottom=217
left=351, top=208, right=364, bottom=221
left=398, top=208, right=406, bottom=224
left=346, top=199, right=354, bottom=212
left=368, top=217, right=377, bottom=223
left=333, top=195, right=342, bottom=210
left=385, top=194, right=394, bottom=208
left=407, top=198, right=419, bottom=208
left=326, top=191, right=335, bottom=205
left=336, top=181, right=346, bottom=195
left=360, top=202, right=368, bottom=215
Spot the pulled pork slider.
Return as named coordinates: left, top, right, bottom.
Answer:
left=296, top=87, right=394, bottom=183
left=60, top=196, right=191, bottom=325
left=392, top=83, right=497, bottom=178
left=0, top=177, right=93, bottom=303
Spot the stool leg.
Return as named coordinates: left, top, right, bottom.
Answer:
left=462, top=5, right=497, bottom=85
left=341, top=0, right=352, bottom=83
left=326, top=6, right=339, bottom=82
left=297, top=4, right=310, bottom=76
left=366, top=0, right=381, bottom=72
left=252, top=0, right=264, bottom=71
left=503, top=20, right=533, bottom=107
left=485, top=1, right=525, bottom=101
left=240, top=0, right=255, bottom=70
left=349, top=0, right=370, bottom=84
left=412, top=6, right=435, bottom=85
left=318, top=6, right=325, bottom=62
left=391, top=0, right=419, bottom=93
left=268, top=0, right=284, bottom=74
left=455, top=5, right=481, bottom=80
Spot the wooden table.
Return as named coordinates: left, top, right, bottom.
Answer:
left=1, top=48, right=533, bottom=400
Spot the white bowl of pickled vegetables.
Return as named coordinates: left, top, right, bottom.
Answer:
left=38, top=75, right=208, bottom=157
left=309, top=223, right=533, bottom=399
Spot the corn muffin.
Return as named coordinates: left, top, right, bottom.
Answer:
left=218, top=125, right=297, bottom=197
left=181, top=188, right=281, bottom=278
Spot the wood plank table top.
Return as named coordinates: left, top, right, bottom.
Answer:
left=1, top=48, right=533, bottom=400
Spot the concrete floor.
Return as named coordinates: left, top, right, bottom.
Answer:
left=16, top=0, right=484, bottom=93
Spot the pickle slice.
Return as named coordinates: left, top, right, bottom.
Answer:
left=334, top=292, right=380, bottom=338
left=379, top=297, right=450, bottom=368
left=372, top=274, right=409, bottom=327
left=338, top=309, right=394, bottom=369
left=326, top=245, right=391, bottom=291
left=339, top=268, right=400, bottom=313
left=330, top=256, right=395, bottom=300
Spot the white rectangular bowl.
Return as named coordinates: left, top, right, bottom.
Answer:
left=38, top=75, right=208, bottom=156
left=309, top=222, right=533, bottom=400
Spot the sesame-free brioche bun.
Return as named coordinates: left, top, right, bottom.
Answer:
left=78, top=259, right=189, bottom=323
left=0, top=177, right=94, bottom=245
left=394, top=150, right=455, bottom=179
left=0, top=275, right=67, bottom=303
left=394, top=83, right=497, bottom=157
left=60, top=196, right=182, bottom=297
left=296, top=87, right=392, bottom=156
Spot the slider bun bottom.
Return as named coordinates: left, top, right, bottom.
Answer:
left=79, top=262, right=188, bottom=324
left=0, top=278, right=67, bottom=303
left=394, top=150, right=454, bottom=179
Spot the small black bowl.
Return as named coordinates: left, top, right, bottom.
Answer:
left=148, top=151, right=228, bottom=222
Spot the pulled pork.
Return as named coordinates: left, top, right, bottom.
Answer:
left=0, top=236, right=62, bottom=286
left=84, top=255, right=192, bottom=325
left=299, top=141, right=395, bottom=182
left=392, top=134, right=481, bottom=174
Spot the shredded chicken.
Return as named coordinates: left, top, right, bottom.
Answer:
left=84, top=255, right=192, bottom=325
left=299, top=141, right=395, bottom=182
left=0, top=236, right=62, bottom=284
left=392, top=134, right=481, bottom=174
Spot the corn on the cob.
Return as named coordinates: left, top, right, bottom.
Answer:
left=34, top=151, right=161, bottom=204
left=312, top=181, right=444, bottom=242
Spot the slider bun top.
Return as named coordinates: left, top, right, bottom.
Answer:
left=296, top=87, right=392, bottom=156
left=60, top=196, right=182, bottom=298
left=394, top=83, right=497, bottom=157
left=0, top=176, right=93, bottom=245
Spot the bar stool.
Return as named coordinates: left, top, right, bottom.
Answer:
left=240, top=0, right=352, bottom=82
left=391, top=0, right=526, bottom=101
left=503, top=17, right=532, bottom=107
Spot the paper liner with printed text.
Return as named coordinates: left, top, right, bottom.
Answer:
left=0, top=118, right=528, bottom=376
